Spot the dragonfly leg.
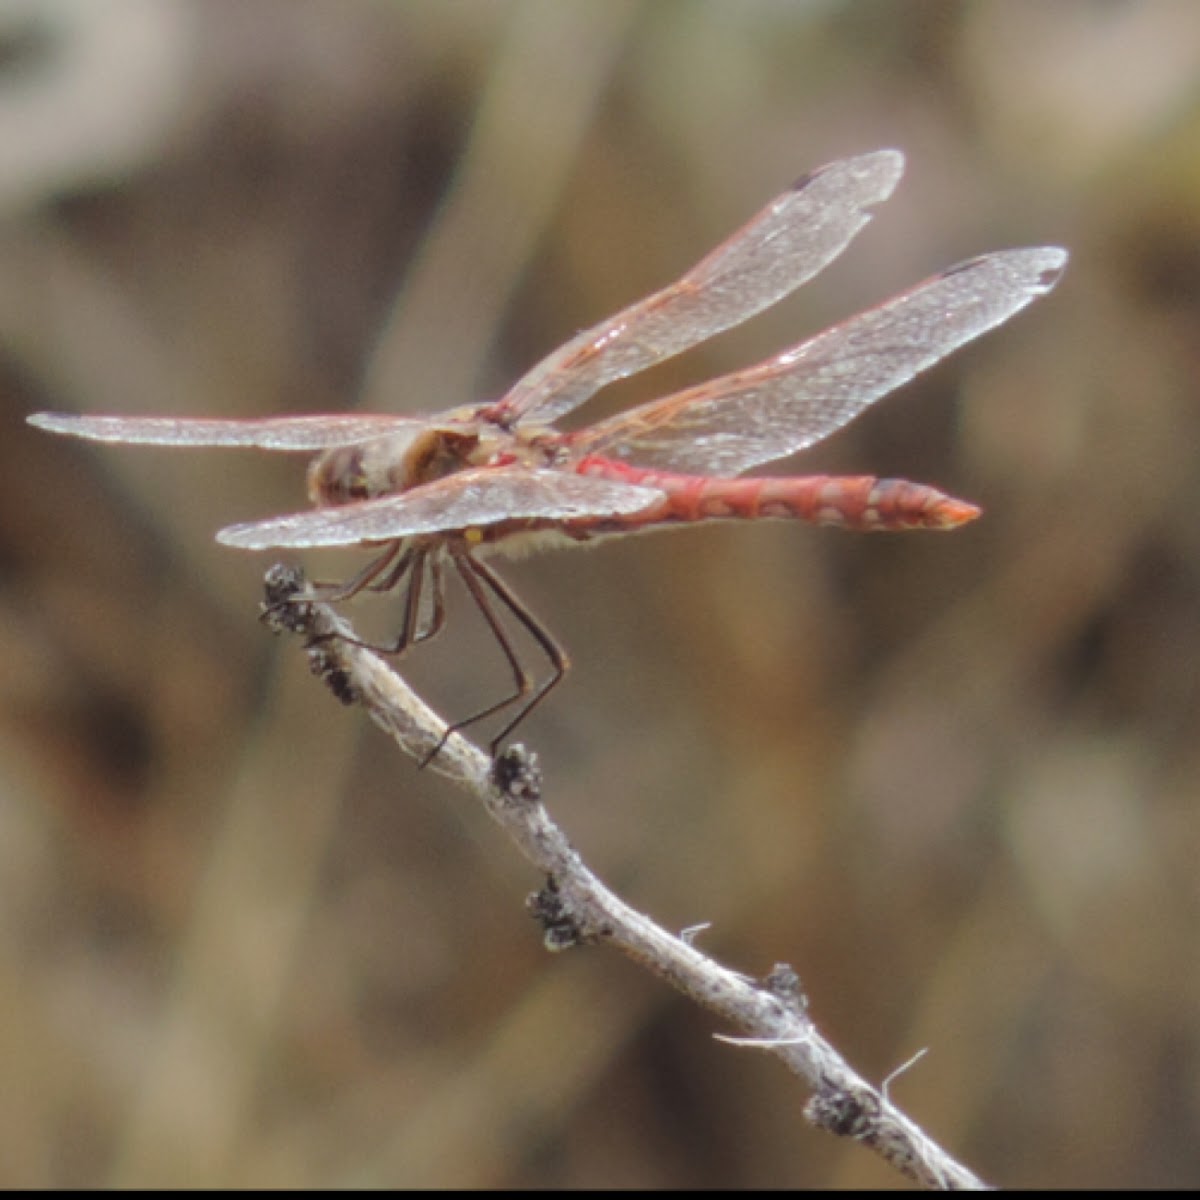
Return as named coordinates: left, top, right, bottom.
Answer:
left=371, top=547, right=448, bottom=653
left=272, top=543, right=447, bottom=657
left=421, top=547, right=569, bottom=765
left=410, top=554, right=447, bottom=649
left=329, top=546, right=448, bottom=656
left=260, top=544, right=401, bottom=635
left=310, top=542, right=407, bottom=602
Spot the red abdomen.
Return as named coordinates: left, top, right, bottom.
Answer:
left=573, top=455, right=980, bottom=532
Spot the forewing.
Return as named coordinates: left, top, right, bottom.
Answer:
left=26, top=411, right=422, bottom=451
left=490, top=149, right=905, bottom=427
left=571, top=247, right=1068, bottom=476
left=216, top=467, right=664, bottom=550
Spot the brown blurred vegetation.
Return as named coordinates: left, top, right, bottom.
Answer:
left=2, top=0, right=1199, bottom=1188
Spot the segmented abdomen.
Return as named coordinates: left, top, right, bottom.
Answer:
left=573, top=455, right=979, bottom=532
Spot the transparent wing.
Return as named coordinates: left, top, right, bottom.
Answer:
left=216, top=467, right=664, bottom=550
left=26, top=411, right=423, bottom=451
left=570, top=247, right=1068, bottom=476
left=488, top=149, right=906, bottom=427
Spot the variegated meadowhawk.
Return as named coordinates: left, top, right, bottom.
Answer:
left=28, top=150, right=1066, bottom=758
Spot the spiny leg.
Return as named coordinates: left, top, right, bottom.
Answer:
left=423, top=550, right=536, bottom=762
left=470, top=556, right=570, bottom=752
left=273, top=543, right=446, bottom=658
left=322, top=543, right=448, bottom=654
left=330, top=545, right=448, bottom=656
left=367, top=544, right=417, bottom=594
left=373, top=547, right=448, bottom=654
left=259, top=542, right=403, bottom=632
left=311, top=542, right=407, bottom=602
left=423, top=546, right=569, bottom=764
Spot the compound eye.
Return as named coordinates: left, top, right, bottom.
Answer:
left=307, top=447, right=369, bottom=505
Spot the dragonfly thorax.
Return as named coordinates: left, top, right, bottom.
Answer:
left=306, top=426, right=485, bottom=507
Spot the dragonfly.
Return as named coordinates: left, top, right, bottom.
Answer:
left=28, top=150, right=1066, bottom=758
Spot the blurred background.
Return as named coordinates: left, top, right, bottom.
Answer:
left=2, top=0, right=1198, bottom=1188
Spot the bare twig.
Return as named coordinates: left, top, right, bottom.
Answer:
left=262, top=564, right=990, bottom=1191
